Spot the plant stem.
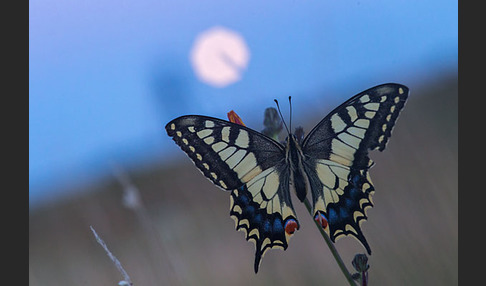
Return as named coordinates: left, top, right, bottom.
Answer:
left=303, top=198, right=357, bottom=286
left=90, top=226, right=133, bottom=285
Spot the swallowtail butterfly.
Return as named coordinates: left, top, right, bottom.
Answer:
left=166, top=83, right=408, bottom=272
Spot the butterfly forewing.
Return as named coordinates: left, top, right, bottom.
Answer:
left=166, top=115, right=285, bottom=190
left=301, top=83, right=409, bottom=253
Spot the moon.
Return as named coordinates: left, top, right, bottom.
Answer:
left=190, top=26, right=250, bottom=88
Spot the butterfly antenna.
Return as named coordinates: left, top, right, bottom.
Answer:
left=288, top=96, right=292, bottom=134
left=274, top=99, right=290, bottom=135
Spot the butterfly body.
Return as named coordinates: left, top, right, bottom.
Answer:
left=166, top=83, right=408, bottom=272
left=285, top=134, right=309, bottom=202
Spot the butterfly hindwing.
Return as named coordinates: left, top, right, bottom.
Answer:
left=230, top=167, right=299, bottom=272
left=166, top=115, right=299, bottom=272
left=302, top=84, right=409, bottom=253
left=302, top=159, right=375, bottom=253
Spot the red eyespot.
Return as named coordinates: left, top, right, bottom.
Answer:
left=227, top=110, right=246, bottom=126
left=284, top=219, right=299, bottom=235
left=314, top=212, right=328, bottom=229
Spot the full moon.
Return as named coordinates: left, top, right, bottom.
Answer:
left=190, top=26, right=250, bottom=88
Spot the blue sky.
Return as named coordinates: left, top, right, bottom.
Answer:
left=29, top=0, right=457, bottom=207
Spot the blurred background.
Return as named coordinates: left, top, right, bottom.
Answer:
left=29, top=1, right=457, bottom=285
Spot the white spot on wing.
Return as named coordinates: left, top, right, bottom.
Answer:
left=378, top=135, right=385, bottom=143
left=323, top=186, right=337, bottom=204
left=234, top=153, right=258, bottom=178
left=329, top=163, right=349, bottom=180
left=248, top=177, right=264, bottom=196
left=241, top=165, right=262, bottom=183
left=219, top=146, right=236, bottom=161
left=212, top=141, right=227, bottom=152
left=359, top=94, right=370, bottom=103
left=331, top=114, right=346, bottom=133
left=364, top=103, right=380, bottom=111
left=347, top=127, right=366, bottom=138
left=219, top=180, right=227, bottom=189
left=225, top=149, right=246, bottom=169
left=364, top=111, right=376, bottom=119
left=197, top=129, right=212, bottom=139
left=247, top=167, right=275, bottom=197
left=338, top=132, right=360, bottom=149
left=221, top=127, right=231, bottom=142
left=205, top=120, right=215, bottom=128
left=346, top=106, right=358, bottom=122
left=316, top=164, right=335, bottom=189
left=330, top=140, right=355, bottom=163
left=262, top=171, right=279, bottom=199
left=236, top=130, right=250, bottom=148
left=204, top=136, right=215, bottom=145
left=354, top=119, right=370, bottom=129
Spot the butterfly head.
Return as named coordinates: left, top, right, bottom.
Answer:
left=293, top=126, right=305, bottom=144
left=282, top=126, right=305, bottom=149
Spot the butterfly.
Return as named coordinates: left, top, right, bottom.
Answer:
left=165, top=83, right=408, bottom=273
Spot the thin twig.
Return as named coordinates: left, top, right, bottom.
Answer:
left=90, top=226, right=133, bottom=285
left=303, top=198, right=357, bottom=286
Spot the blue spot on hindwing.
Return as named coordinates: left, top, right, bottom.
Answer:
left=339, top=207, right=350, bottom=219
left=348, top=186, right=359, bottom=199
left=273, top=217, right=284, bottom=233
left=243, top=205, right=255, bottom=216
left=253, top=213, right=262, bottom=224
left=344, top=198, right=355, bottom=208
left=239, top=193, right=250, bottom=206
left=328, top=208, right=338, bottom=224
left=352, top=174, right=361, bottom=186
left=263, top=220, right=272, bottom=233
